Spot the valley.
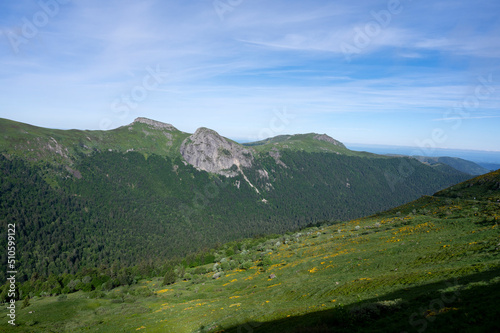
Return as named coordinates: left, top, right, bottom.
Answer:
left=1, top=117, right=498, bottom=332
left=0, top=168, right=498, bottom=332
left=2, top=1, right=499, bottom=331
left=0, top=118, right=471, bottom=284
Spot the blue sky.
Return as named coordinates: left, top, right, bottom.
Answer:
left=1, top=0, right=499, bottom=151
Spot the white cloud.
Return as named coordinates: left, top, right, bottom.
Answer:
left=1, top=0, right=499, bottom=150
left=433, top=115, right=500, bottom=121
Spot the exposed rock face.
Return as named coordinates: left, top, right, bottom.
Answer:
left=258, top=169, right=269, bottom=179
left=314, top=134, right=345, bottom=148
left=133, top=117, right=179, bottom=131
left=180, top=127, right=254, bottom=177
left=269, top=147, right=287, bottom=168
left=47, top=137, right=69, bottom=158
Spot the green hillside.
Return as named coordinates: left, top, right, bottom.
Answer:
left=435, top=169, right=500, bottom=201
left=0, top=117, right=190, bottom=164
left=1, top=170, right=498, bottom=332
left=243, top=133, right=367, bottom=156
left=413, top=156, right=490, bottom=176
left=0, top=117, right=473, bottom=314
left=0, top=149, right=469, bottom=286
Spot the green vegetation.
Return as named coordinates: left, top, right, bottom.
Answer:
left=1, top=117, right=488, bottom=331
left=1, top=170, right=498, bottom=332
left=0, top=117, right=190, bottom=165
left=0, top=118, right=471, bottom=297
left=243, top=133, right=355, bottom=156
left=0, top=148, right=469, bottom=289
left=413, top=156, right=490, bottom=176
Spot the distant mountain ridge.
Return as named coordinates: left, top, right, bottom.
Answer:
left=347, top=143, right=496, bottom=175
left=479, top=162, right=500, bottom=172
left=412, top=156, right=490, bottom=176
left=0, top=117, right=369, bottom=169
left=1, top=117, right=485, bottom=176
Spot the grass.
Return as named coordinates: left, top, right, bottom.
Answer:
left=1, top=119, right=372, bottom=166
left=2, top=182, right=499, bottom=332
left=0, top=117, right=191, bottom=165
left=243, top=133, right=380, bottom=158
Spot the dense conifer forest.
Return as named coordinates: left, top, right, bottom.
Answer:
left=0, top=146, right=470, bottom=299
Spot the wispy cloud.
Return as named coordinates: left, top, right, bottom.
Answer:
left=0, top=0, right=499, bottom=150
left=433, top=115, right=500, bottom=121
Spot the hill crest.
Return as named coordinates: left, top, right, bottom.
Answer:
left=131, top=117, right=180, bottom=132
left=0, top=117, right=353, bottom=167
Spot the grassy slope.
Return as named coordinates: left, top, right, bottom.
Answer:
left=2, top=118, right=472, bottom=179
left=2, top=171, right=499, bottom=332
left=0, top=118, right=190, bottom=164
left=243, top=133, right=379, bottom=158
left=0, top=119, right=374, bottom=162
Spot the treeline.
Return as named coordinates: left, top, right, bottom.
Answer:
left=0, top=247, right=221, bottom=302
left=0, top=225, right=326, bottom=302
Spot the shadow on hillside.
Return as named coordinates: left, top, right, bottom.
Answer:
left=218, top=267, right=500, bottom=333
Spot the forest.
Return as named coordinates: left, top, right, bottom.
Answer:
left=0, top=149, right=470, bottom=299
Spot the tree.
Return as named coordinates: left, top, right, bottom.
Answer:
left=22, top=296, right=30, bottom=309
left=162, top=269, right=176, bottom=286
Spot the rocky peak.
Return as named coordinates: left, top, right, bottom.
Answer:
left=314, top=134, right=345, bottom=148
left=133, top=117, right=178, bottom=131
left=180, top=127, right=254, bottom=177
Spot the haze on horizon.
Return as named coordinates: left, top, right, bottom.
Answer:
left=1, top=0, right=499, bottom=151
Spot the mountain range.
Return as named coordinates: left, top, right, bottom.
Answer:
left=0, top=117, right=473, bottom=284
left=385, top=155, right=490, bottom=176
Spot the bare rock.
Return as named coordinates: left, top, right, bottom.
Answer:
left=258, top=169, right=269, bottom=179
left=180, top=127, right=254, bottom=177
left=269, top=148, right=287, bottom=168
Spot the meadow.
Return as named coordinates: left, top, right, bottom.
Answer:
left=2, top=173, right=499, bottom=333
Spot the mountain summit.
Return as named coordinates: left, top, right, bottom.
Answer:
left=313, top=133, right=345, bottom=147
left=180, top=127, right=254, bottom=176
left=132, top=117, right=179, bottom=132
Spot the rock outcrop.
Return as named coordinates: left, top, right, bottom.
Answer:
left=180, top=127, right=254, bottom=177
left=269, top=147, right=287, bottom=168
